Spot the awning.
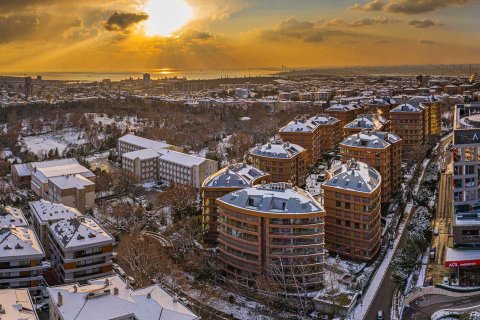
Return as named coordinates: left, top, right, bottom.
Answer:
left=445, top=247, right=480, bottom=267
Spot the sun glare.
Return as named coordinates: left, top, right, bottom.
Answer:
left=143, top=0, right=193, bottom=37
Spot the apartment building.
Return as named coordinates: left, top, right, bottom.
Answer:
left=117, top=133, right=178, bottom=156
left=390, top=101, right=425, bottom=159
left=0, top=206, right=28, bottom=227
left=30, top=200, right=82, bottom=257
left=323, top=160, right=382, bottom=262
left=340, top=131, right=402, bottom=203
left=249, top=140, right=307, bottom=187
left=324, top=103, right=364, bottom=137
left=364, top=98, right=398, bottom=117
left=412, top=96, right=442, bottom=136
left=343, top=114, right=390, bottom=137
left=47, top=216, right=114, bottom=284
left=279, top=114, right=341, bottom=164
left=12, top=159, right=96, bottom=213
left=0, top=226, right=45, bottom=295
left=0, top=289, right=39, bottom=320
left=216, top=182, right=325, bottom=290
left=201, top=163, right=270, bottom=243
left=121, top=148, right=160, bottom=183
left=48, top=275, right=199, bottom=320
left=158, top=150, right=218, bottom=189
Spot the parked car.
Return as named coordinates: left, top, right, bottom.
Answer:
left=443, top=276, right=450, bottom=285
left=376, top=310, right=384, bottom=320
left=430, top=247, right=436, bottom=261
left=434, top=227, right=439, bottom=236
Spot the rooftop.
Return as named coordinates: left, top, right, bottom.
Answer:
left=390, top=101, right=422, bottom=113
left=47, top=275, right=199, bottom=320
left=159, top=150, right=209, bottom=167
left=250, top=141, right=304, bottom=159
left=118, top=134, right=171, bottom=152
left=48, top=174, right=95, bottom=190
left=0, top=289, right=38, bottom=320
left=48, top=217, right=113, bottom=249
left=202, top=163, right=269, bottom=188
left=30, top=200, right=82, bottom=224
left=324, top=160, right=381, bottom=193
left=0, top=226, right=44, bottom=259
left=344, top=114, right=388, bottom=130
left=218, top=182, right=324, bottom=214
left=0, top=206, right=28, bottom=228
left=341, top=131, right=400, bottom=149
left=326, top=103, right=359, bottom=112
left=122, top=148, right=160, bottom=160
left=30, top=159, right=95, bottom=184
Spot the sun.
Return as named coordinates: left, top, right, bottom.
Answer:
left=143, top=0, right=193, bottom=37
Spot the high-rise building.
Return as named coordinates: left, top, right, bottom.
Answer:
left=216, top=182, right=325, bottom=290
left=323, top=160, right=382, bottom=262
left=24, top=77, right=33, bottom=97
left=201, top=163, right=270, bottom=243
left=340, top=131, right=402, bottom=204
left=390, top=101, right=425, bottom=159
left=249, top=140, right=307, bottom=187
left=279, top=114, right=341, bottom=164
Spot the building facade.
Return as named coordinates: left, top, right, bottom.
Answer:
left=389, top=102, right=425, bottom=159
left=216, top=182, right=325, bottom=290
left=323, top=160, right=382, bottom=262
left=324, top=103, right=364, bottom=138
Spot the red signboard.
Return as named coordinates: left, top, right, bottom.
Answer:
left=445, top=259, right=480, bottom=267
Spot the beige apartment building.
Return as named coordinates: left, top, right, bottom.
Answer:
left=323, top=160, right=382, bottom=262
left=390, top=102, right=425, bottom=159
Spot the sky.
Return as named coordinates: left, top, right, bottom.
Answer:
left=0, top=0, right=479, bottom=72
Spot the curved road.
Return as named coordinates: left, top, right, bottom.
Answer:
left=403, top=294, right=480, bottom=319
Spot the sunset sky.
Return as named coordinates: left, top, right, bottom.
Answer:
left=1, top=0, right=479, bottom=72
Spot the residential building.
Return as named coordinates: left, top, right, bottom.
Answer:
left=340, top=131, right=402, bottom=203
left=323, top=160, right=382, bottom=262
left=364, top=98, right=398, bottom=117
left=0, top=206, right=28, bottom=227
left=47, top=216, right=114, bottom=284
left=324, top=103, right=364, bottom=137
left=343, top=114, right=390, bottom=137
left=249, top=140, right=307, bottom=187
left=0, top=289, right=39, bottom=320
left=216, top=182, right=325, bottom=290
left=412, top=96, right=442, bottom=137
left=279, top=114, right=341, bottom=164
left=117, top=134, right=179, bottom=156
left=121, top=148, right=160, bottom=183
left=29, top=200, right=82, bottom=257
left=12, top=158, right=96, bottom=213
left=201, top=163, right=270, bottom=243
left=389, top=101, right=425, bottom=159
left=0, top=226, right=45, bottom=295
left=47, top=275, right=199, bottom=320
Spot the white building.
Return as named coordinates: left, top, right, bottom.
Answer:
left=48, top=275, right=199, bottom=320
left=0, top=226, right=45, bottom=295
left=0, top=206, right=28, bottom=227
left=117, top=134, right=175, bottom=156
left=0, top=289, right=39, bottom=320
left=47, top=216, right=114, bottom=284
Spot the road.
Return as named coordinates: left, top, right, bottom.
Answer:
left=364, top=134, right=453, bottom=320
left=403, top=294, right=480, bottom=319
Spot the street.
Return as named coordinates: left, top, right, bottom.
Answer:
left=403, top=294, right=480, bottom=319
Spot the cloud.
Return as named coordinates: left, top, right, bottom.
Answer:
left=420, top=39, right=436, bottom=44
left=348, top=17, right=400, bottom=27
left=374, top=39, right=390, bottom=44
left=179, top=29, right=213, bottom=40
left=408, top=18, right=443, bottom=28
left=187, top=0, right=250, bottom=20
left=341, top=40, right=359, bottom=44
left=104, top=12, right=148, bottom=32
left=303, top=32, right=324, bottom=43
left=326, top=18, right=345, bottom=26
left=351, top=0, right=474, bottom=14
left=0, top=15, right=39, bottom=43
left=259, top=17, right=316, bottom=41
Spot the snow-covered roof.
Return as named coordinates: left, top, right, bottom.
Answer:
left=366, top=98, right=396, bottom=106
left=203, top=163, right=269, bottom=188
left=118, top=134, right=171, bottom=152
left=445, top=247, right=480, bottom=265
left=49, top=174, right=95, bottom=190
left=159, top=150, right=208, bottom=167
left=30, top=200, right=82, bottom=225
left=0, top=289, right=38, bottom=320
left=390, top=101, right=422, bottom=113
left=250, top=141, right=304, bottom=159
left=47, top=275, right=199, bottom=320
left=280, top=119, right=316, bottom=133
left=0, top=206, right=28, bottom=228
left=325, top=160, right=381, bottom=193
left=12, top=163, right=30, bottom=177
left=48, top=217, right=113, bottom=249
left=218, top=183, right=324, bottom=214
left=341, top=131, right=400, bottom=149
left=326, top=103, right=359, bottom=112
left=344, top=114, right=388, bottom=130
left=0, top=226, right=44, bottom=259
left=310, top=114, right=339, bottom=125
left=30, top=159, right=95, bottom=184
left=122, top=148, right=160, bottom=160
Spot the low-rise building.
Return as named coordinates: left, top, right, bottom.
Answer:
left=117, top=133, right=177, bottom=156
left=29, top=200, right=82, bottom=257
left=121, top=148, right=160, bottom=182
left=47, top=216, right=114, bottom=284
left=201, top=163, right=270, bottom=243
left=323, top=160, right=382, bottom=262
left=47, top=175, right=95, bottom=214
left=0, top=226, right=45, bottom=295
left=47, top=275, right=199, bottom=320
left=340, top=131, right=402, bottom=203
left=249, top=140, right=307, bottom=187
left=216, top=182, right=325, bottom=290
left=0, top=289, right=39, bottom=320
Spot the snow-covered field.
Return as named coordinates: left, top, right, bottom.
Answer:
left=21, top=129, right=86, bottom=155
left=87, top=113, right=144, bottom=131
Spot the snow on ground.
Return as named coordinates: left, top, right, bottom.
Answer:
left=21, top=129, right=86, bottom=155
left=306, top=174, right=323, bottom=196
left=415, top=249, right=429, bottom=288
left=85, top=151, right=110, bottom=163
left=87, top=113, right=143, bottom=130
left=239, top=117, right=251, bottom=121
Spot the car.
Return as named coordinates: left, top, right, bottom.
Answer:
left=443, top=276, right=450, bottom=285
left=376, top=310, right=384, bottom=320
left=434, top=227, right=439, bottom=236
left=430, top=247, right=436, bottom=261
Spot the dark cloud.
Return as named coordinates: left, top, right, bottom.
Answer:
left=351, top=0, right=474, bottom=14
left=303, top=32, right=324, bottom=43
left=104, top=12, right=149, bottom=32
left=0, top=15, right=39, bottom=43
left=408, top=19, right=443, bottom=28
left=374, top=39, right=390, bottom=44
left=349, top=17, right=400, bottom=27
left=420, top=39, right=436, bottom=44
left=180, top=29, right=213, bottom=40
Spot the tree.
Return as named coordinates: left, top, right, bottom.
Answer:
left=155, top=183, right=198, bottom=222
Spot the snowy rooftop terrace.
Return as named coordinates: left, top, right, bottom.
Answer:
left=0, top=289, right=38, bottom=320
left=0, top=226, right=44, bottom=259
left=341, top=131, right=400, bottom=149
left=219, top=182, right=324, bottom=214
left=203, top=163, right=269, bottom=188
left=344, top=114, right=388, bottom=130
left=118, top=134, right=171, bottom=152
left=250, top=141, right=304, bottom=159
left=0, top=206, right=28, bottom=228
left=30, top=200, right=82, bottom=224
left=325, top=160, right=381, bottom=193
